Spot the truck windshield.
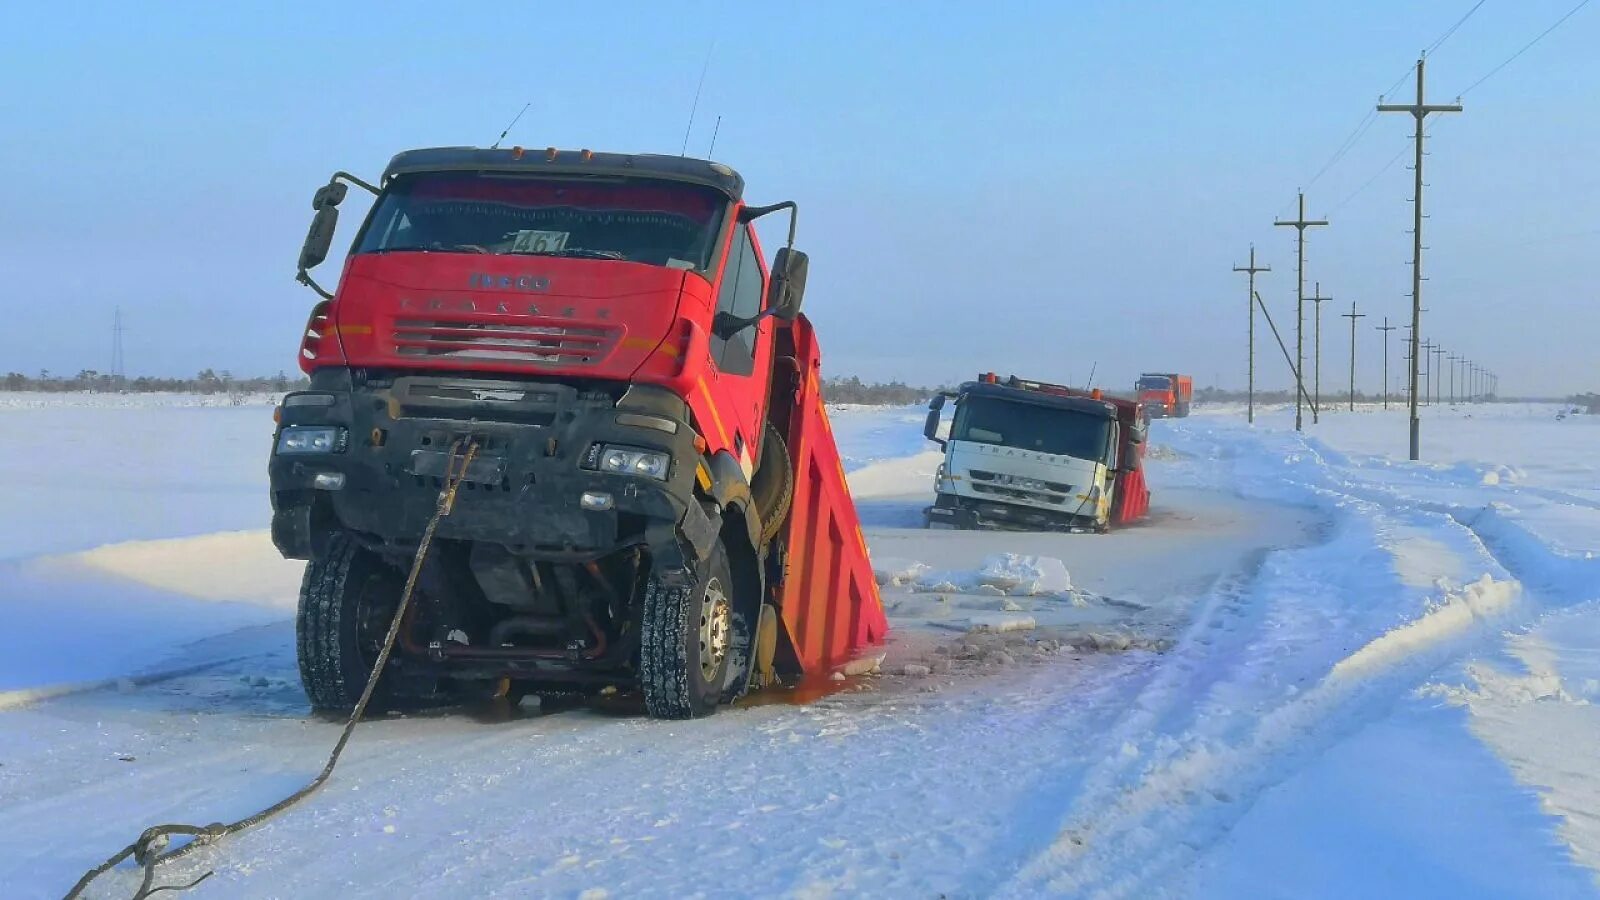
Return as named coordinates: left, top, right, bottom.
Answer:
left=355, top=173, right=728, bottom=273
left=1136, top=376, right=1172, bottom=391
left=953, top=397, right=1112, bottom=461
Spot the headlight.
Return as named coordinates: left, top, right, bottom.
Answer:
left=586, top=444, right=671, bottom=480
left=277, top=425, right=345, bottom=454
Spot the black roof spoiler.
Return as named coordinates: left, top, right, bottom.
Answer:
left=957, top=381, right=1118, bottom=419
left=381, top=147, right=745, bottom=200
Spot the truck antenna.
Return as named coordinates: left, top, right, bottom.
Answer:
left=490, top=102, right=531, bottom=150
left=707, top=114, right=722, bottom=158
left=680, top=40, right=716, bottom=156
left=1084, top=362, right=1098, bottom=389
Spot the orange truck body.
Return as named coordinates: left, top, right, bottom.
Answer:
left=1136, top=372, right=1194, bottom=418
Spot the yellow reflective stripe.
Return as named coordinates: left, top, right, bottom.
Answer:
left=622, top=336, right=680, bottom=357
left=696, top=379, right=731, bottom=450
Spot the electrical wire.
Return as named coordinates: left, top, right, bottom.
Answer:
left=1286, top=0, right=1487, bottom=211
left=1327, top=139, right=1412, bottom=215
left=1459, top=0, right=1594, bottom=96
left=1425, top=0, right=1491, bottom=55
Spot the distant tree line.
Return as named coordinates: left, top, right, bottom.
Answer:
left=2, top=369, right=307, bottom=396
left=1570, top=393, right=1600, bottom=414
left=821, top=376, right=941, bottom=406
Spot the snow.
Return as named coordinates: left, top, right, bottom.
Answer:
left=2, top=397, right=1599, bottom=897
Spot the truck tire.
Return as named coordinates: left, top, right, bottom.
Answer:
left=749, top=423, right=793, bottom=547
left=296, top=532, right=408, bottom=715
left=640, top=539, right=734, bottom=719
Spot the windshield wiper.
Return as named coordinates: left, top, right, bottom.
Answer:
left=504, top=248, right=627, bottom=261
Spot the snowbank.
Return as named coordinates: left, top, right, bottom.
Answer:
left=872, top=552, right=1073, bottom=598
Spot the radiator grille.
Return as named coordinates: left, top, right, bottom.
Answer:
left=392, top=319, right=619, bottom=366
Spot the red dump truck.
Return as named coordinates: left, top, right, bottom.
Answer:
left=271, top=146, right=886, bottom=718
left=1136, top=372, right=1193, bottom=419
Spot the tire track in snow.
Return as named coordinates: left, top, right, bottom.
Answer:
left=998, top=425, right=1540, bottom=898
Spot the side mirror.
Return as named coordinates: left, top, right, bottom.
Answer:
left=296, top=171, right=380, bottom=300
left=924, top=393, right=947, bottom=446
left=312, top=182, right=348, bottom=211
left=299, top=205, right=340, bottom=274
left=767, top=248, right=808, bottom=321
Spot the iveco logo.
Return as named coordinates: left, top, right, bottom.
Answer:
left=469, top=273, right=551, bottom=292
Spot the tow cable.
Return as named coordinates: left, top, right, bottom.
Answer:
left=66, top=439, right=480, bottom=900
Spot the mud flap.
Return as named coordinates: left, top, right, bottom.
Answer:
left=753, top=604, right=780, bottom=689
left=648, top=500, right=721, bottom=588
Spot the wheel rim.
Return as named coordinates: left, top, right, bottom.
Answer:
left=354, top=572, right=398, bottom=671
left=698, top=576, right=732, bottom=681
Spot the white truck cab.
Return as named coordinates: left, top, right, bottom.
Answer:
left=923, top=377, right=1123, bottom=532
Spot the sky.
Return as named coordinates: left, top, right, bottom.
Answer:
left=2, top=1, right=1595, bottom=397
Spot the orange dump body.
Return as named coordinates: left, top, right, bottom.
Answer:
left=768, top=315, right=889, bottom=673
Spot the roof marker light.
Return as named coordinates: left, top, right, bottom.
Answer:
left=580, top=148, right=593, bottom=162
left=510, top=146, right=524, bottom=160
left=545, top=147, right=558, bottom=161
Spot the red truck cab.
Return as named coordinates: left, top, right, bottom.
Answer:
left=271, top=147, right=885, bottom=718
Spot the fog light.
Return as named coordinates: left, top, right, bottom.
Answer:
left=313, top=472, right=346, bottom=490
left=580, top=491, right=614, bottom=511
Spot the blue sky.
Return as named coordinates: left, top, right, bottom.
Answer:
left=2, top=1, right=1594, bottom=395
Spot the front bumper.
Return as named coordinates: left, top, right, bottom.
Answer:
left=925, top=492, right=1097, bottom=532
left=268, top=372, right=713, bottom=577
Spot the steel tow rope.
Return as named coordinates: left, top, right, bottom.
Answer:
left=66, top=439, right=480, bottom=900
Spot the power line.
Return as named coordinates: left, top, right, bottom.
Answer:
left=1458, top=0, right=1594, bottom=96
left=1327, top=115, right=1450, bottom=216
left=1305, top=110, right=1380, bottom=191
left=1281, top=1, right=1493, bottom=216
left=1327, top=139, right=1412, bottom=214
left=1425, top=0, right=1491, bottom=56
left=1382, top=62, right=1420, bottom=99
left=1299, top=59, right=1416, bottom=196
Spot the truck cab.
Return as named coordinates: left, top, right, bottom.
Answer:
left=923, top=374, right=1136, bottom=532
left=271, top=147, right=885, bottom=718
left=1136, top=372, right=1193, bottom=419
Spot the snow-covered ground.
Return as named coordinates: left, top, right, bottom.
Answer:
left=1, top=397, right=1596, bottom=897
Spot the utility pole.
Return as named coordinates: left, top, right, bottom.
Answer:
left=1447, top=353, right=1459, bottom=404
left=1310, top=281, right=1332, bottom=421
left=1275, top=192, right=1328, bottom=432
left=1342, top=301, right=1365, bottom=411
left=1403, top=323, right=1414, bottom=405
left=1233, top=246, right=1270, bottom=424
left=1420, top=338, right=1433, bottom=406
left=111, top=306, right=126, bottom=388
left=1380, top=54, right=1461, bottom=460
left=1376, top=317, right=1397, bottom=410
left=1432, top=345, right=1447, bottom=406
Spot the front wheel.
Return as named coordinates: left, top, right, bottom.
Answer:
left=640, top=540, right=735, bottom=719
left=296, top=532, right=410, bottom=714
